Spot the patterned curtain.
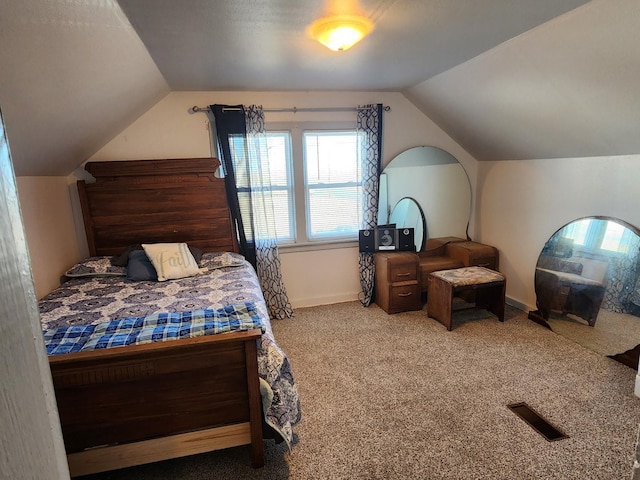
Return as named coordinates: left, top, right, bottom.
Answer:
left=602, top=233, right=640, bottom=313
left=208, top=104, right=294, bottom=319
left=244, top=106, right=294, bottom=319
left=357, top=104, right=384, bottom=306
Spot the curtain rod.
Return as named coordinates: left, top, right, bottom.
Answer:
left=189, top=105, right=390, bottom=114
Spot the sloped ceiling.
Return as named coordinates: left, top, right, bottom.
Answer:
left=405, top=0, right=640, bottom=161
left=2, top=0, right=638, bottom=176
left=0, top=0, right=169, bottom=176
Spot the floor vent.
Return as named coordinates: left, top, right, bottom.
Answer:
left=507, top=402, right=569, bottom=442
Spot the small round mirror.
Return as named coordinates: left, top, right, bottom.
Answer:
left=389, top=197, right=426, bottom=251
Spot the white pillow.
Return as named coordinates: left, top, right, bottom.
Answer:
left=141, top=243, right=201, bottom=281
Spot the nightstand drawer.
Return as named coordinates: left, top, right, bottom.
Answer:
left=389, top=262, right=418, bottom=282
left=374, top=252, right=422, bottom=314
left=387, top=283, right=422, bottom=313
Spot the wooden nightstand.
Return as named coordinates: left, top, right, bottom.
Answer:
left=374, top=252, right=422, bottom=314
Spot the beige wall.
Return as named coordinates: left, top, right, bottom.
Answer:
left=14, top=92, right=640, bottom=313
left=16, top=176, right=81, bottom=299
left=87, top=90, right=476, bottom=308
left=475, top=155, right=640, bottom=310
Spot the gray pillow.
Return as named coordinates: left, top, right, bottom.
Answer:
left=200, top=252, right=246, bottom=270
left=65, top=257, right=126, bottom=277
left=126, top=250, right=158, bottom=281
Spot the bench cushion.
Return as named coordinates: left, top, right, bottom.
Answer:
left=431, top=266, right=505, bottom=287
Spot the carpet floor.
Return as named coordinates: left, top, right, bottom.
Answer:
left=84, top=302, right=640, bottom=480
left=547, top=308, right=640, bottom=358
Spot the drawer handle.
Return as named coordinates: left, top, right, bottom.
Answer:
left=396, top=272, right=411, bottom=277
left=398, top=292, right=413, bottom=297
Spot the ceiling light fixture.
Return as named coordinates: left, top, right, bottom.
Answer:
left=308, top=14, right=373, bottom=52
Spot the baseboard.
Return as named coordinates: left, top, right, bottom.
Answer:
left=505, top=296, right=535, bottom=313
left=292, top=294, right=535, bottom=311
left=291, top=292, right=360, bottom=309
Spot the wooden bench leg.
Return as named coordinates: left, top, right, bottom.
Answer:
left=496, top=282, right=506, bottom=322
left=427, top=276, right=454, bottom=330
left=477, top=282, right=506, bottom=322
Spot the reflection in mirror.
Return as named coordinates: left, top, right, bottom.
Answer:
left=529, top=216, right=640, bottom=369
left=389, top=197, right=426, bottom=251
left=379, top=146, right=471, bottom=245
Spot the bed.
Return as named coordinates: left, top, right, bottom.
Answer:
left=38, top=158, right=300, bottom=477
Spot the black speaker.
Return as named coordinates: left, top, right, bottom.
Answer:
left=375, top=227, right=398, bottom=251
left=359, top=229, right=375, bottom=252
left=397, top=228, right=415, bottom=251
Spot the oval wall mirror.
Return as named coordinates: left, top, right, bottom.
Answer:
left=378, top=146, right=471, bottom=246
left=389, top=197, right=426, bottom=251
left=530, top=216, right=640, bottom=368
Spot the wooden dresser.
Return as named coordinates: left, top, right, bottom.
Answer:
left=374, top=252, right=422, bottom=314
left=445, top=241, right=499, bottom=271
left=416, top=238, right=499, bottom=292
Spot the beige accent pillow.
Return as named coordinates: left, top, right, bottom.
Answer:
left=141, top=243, right=201, bottom=281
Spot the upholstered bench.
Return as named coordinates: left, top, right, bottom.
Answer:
left=417, top=237, right=499, bottom=293
left=427, top=266, right=506, bottom=331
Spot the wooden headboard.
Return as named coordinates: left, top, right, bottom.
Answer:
left=78, top=158, right=239, bottom=256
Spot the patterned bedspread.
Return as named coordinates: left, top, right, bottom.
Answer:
left=39, top=252, right=301, bottom=447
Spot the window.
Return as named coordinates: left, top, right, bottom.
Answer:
left=563, top=218, right=590, bottom=246
left=228, top=132, right=294, bottom=240
left=304, top=131, right=362, bottom=239
left=263, top=132, right=294, bottom=240
left=561, top=218, right=632, bottom=255
left=266, top=123, right=363, bottom=246
left=600, top=221, right=633, bottom=254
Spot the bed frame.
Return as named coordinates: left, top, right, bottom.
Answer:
left=49, top=158, right=264, bottom=476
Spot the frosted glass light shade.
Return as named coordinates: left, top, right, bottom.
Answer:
left=309, top=15, right=373, bottom=52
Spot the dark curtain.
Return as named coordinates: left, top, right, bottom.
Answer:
left=209, top=104, right=256, bottom=267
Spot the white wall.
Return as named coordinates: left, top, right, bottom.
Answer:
left=1, top=117, right=70, bottom=479
left=475, top=155, right=640, bottom=310
left=87, top=90, right=477, bottom=308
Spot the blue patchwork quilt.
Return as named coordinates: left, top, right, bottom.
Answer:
left=44, top=302, right=264, bottom=355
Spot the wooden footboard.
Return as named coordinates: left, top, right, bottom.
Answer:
left=48, top=330, right=264, bottom=477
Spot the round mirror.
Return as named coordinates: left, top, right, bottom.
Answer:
left=531, top=216, right=640, bottom=368
left=389, top=197, right=426, bottom=251
left=379, top=146, right=471, bottom=246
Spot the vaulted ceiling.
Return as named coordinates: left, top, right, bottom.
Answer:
left=116, top=0, right=588, bottom=91
left=1, top=0, right=638, bottom=176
